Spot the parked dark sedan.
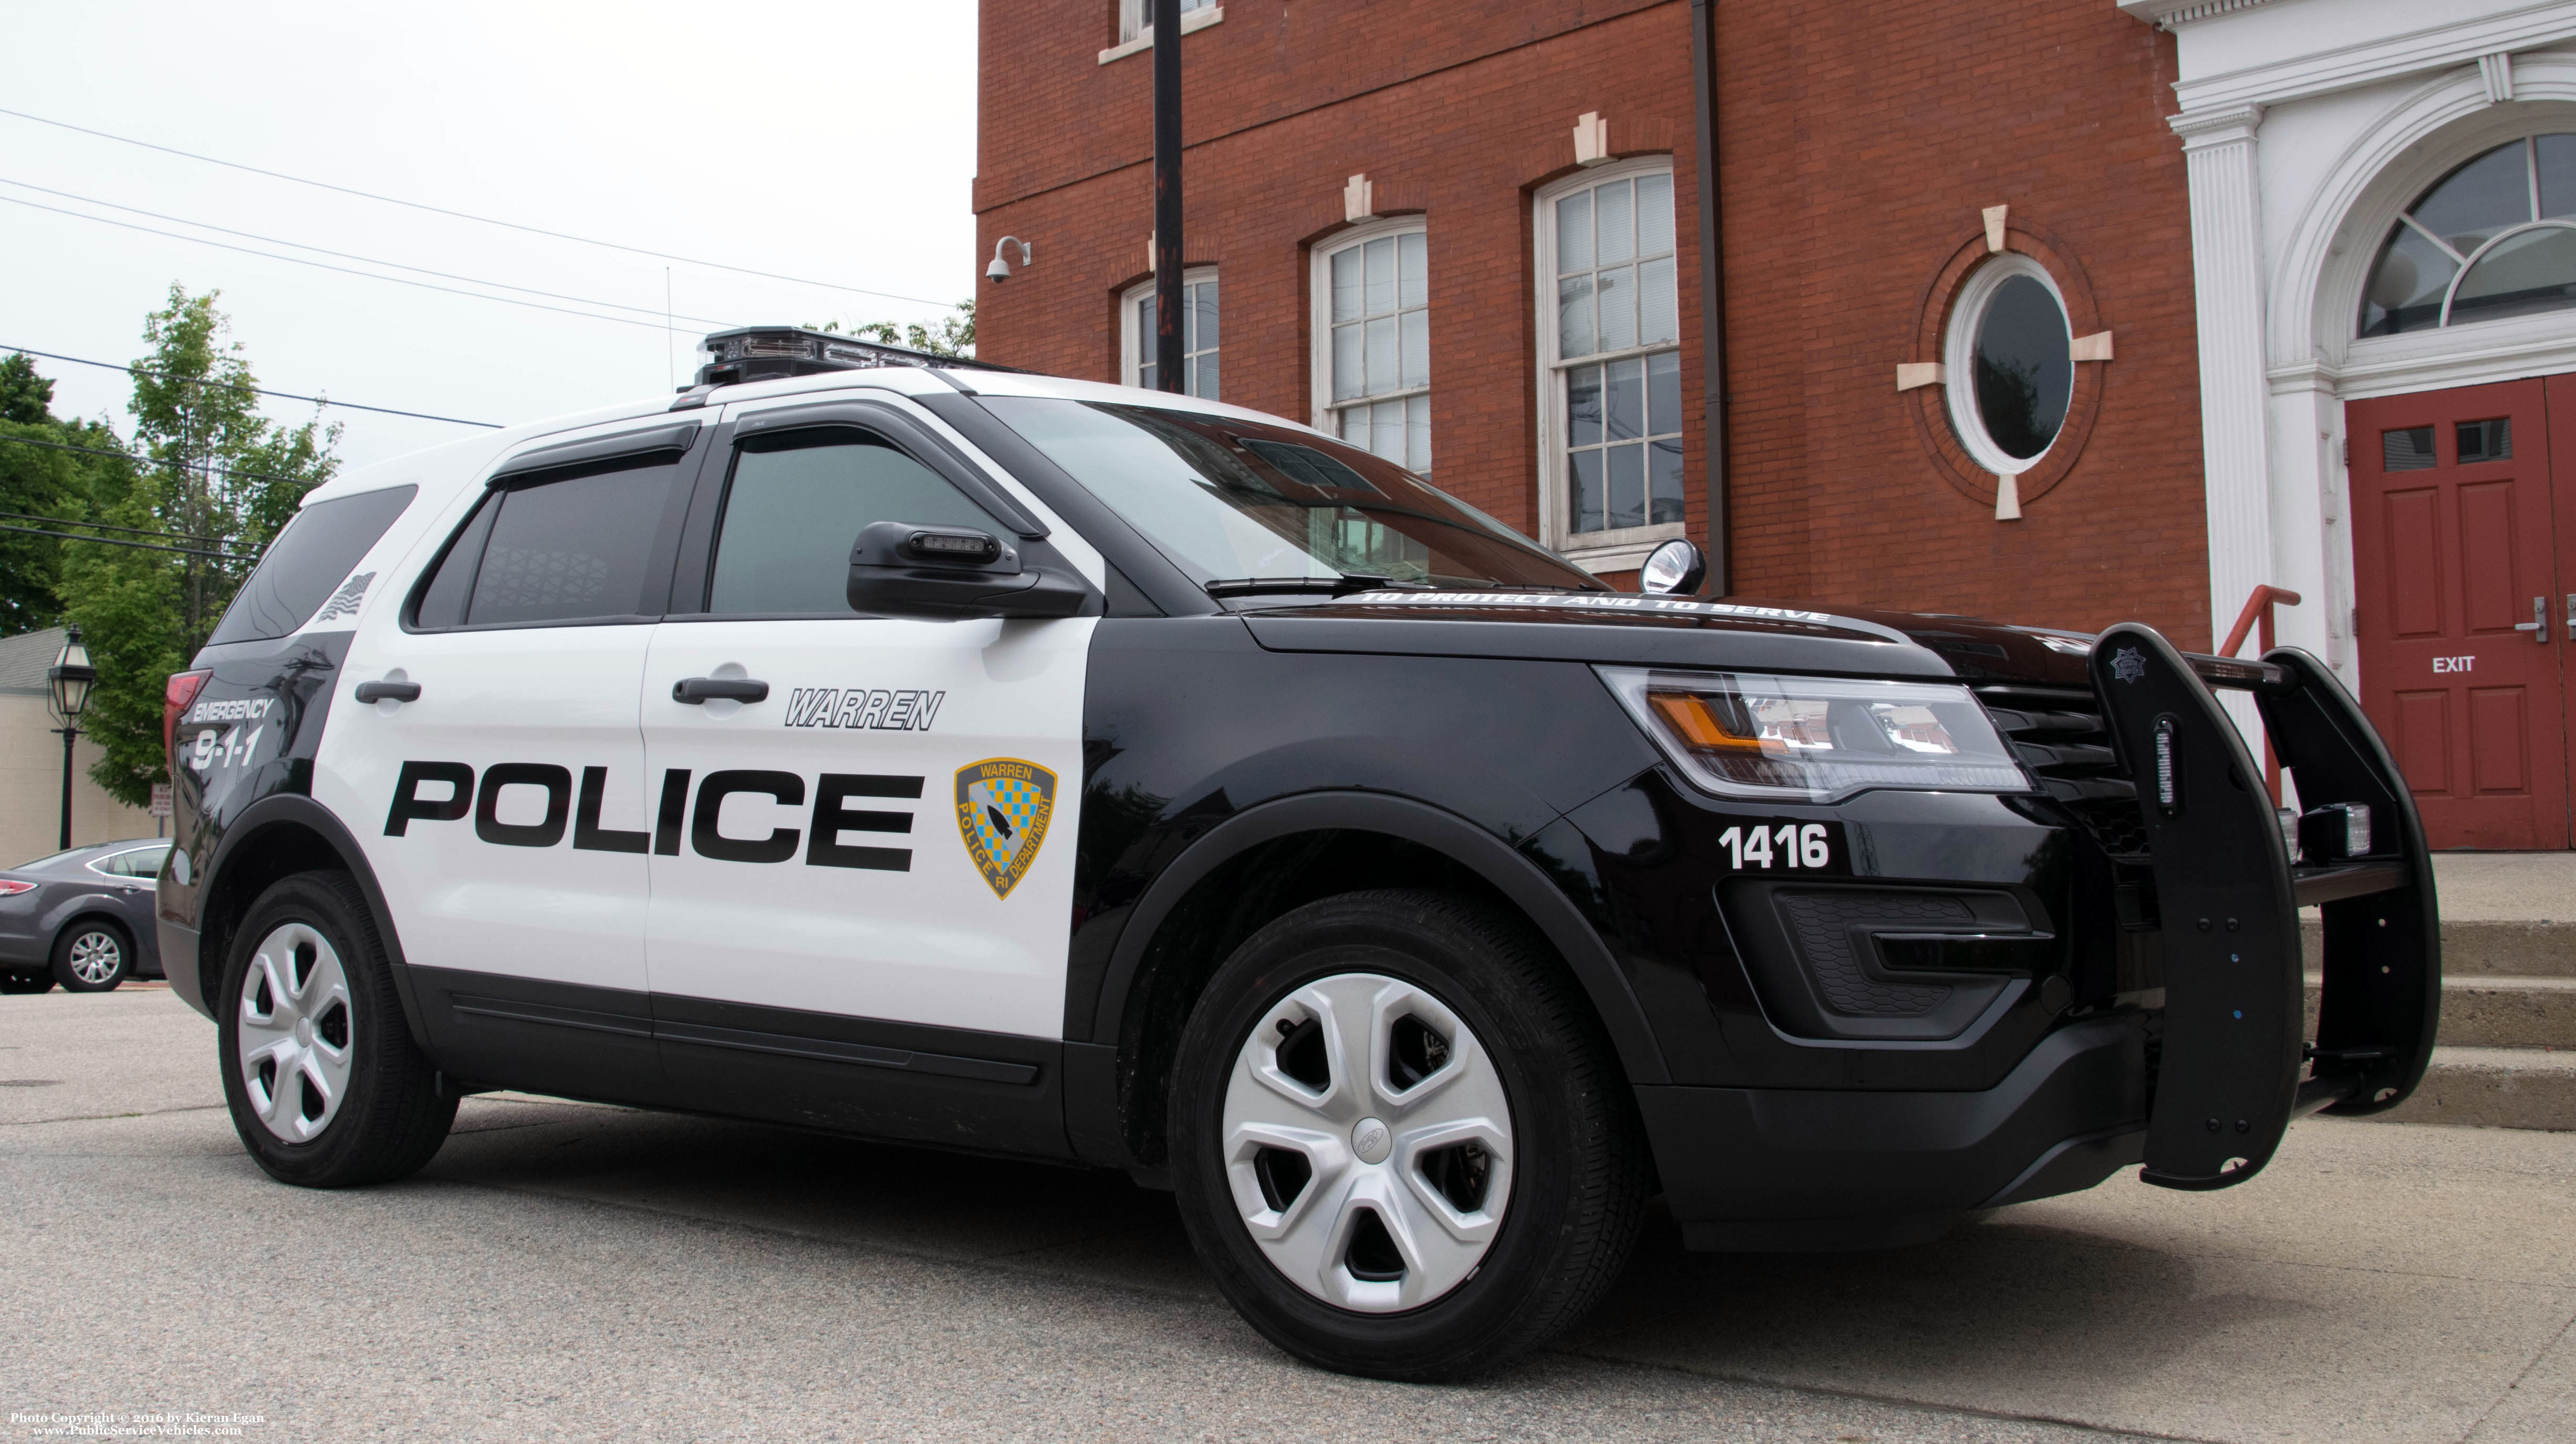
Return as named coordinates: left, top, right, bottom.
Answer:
left=0, top=839, right=168, bottom=992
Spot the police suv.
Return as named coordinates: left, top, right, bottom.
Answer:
left=158, top=328, right=2438, bottom=1380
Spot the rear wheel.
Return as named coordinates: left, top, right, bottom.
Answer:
left=1170, top=889, right=1648, bottom=1380
left=218, top=872, right=455, bottom=1187
left=51, top=921, right=129, bottom=992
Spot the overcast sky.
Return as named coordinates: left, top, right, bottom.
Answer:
left=1, top=1, right=980, bottom=474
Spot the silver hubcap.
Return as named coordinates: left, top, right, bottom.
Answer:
left=1220, top=972, right=1514, bottom=1313
left=66, top=931, right=120, bottom=984
left=236, top=923, right=354, bottom=1142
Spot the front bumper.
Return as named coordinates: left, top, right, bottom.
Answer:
left=1643, top=1013, right=2149, bottom=1250
left=1634, top=623, right=2438, bottom=1243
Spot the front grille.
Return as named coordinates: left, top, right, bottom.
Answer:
left=1978, top=684, right=2150, bottom=861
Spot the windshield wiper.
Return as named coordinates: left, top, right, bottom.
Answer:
left=1203, top=574, right=1431, bottom=598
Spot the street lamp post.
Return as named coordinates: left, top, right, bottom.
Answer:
left=46, top=626, right=96, bottom=852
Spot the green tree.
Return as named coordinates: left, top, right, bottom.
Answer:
left=820, top=300, right=975, bottom=359
left=59, top=287, right=339, bottom=806
left=0, top=352, right=129, bottom=636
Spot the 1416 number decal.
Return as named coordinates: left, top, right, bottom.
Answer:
left=1717, top=821, right=1842, bottom=872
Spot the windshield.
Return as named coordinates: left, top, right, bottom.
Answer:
left=980, top=397, right=1603, bottom=594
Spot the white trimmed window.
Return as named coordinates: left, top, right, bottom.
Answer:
left=1312, top=219, right=1431, bottom=477
left=1941, top=253, right=2072, bottom=476
left=1535, top=160, right=1685, bottom=569
left=1122, top=269, right=1218, bottom=398
left=1117, top=0, right=1217, bottom=45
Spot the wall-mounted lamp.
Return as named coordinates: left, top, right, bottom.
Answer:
left=987, top=237, right=1034, bottom=283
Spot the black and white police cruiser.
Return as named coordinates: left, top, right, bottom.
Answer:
left=157, top=328, right=2439, bottom=1378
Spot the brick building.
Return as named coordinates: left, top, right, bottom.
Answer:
left=976, top=1, right=2576, bottom=849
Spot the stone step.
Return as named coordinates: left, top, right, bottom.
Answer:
left=2302, top=918, right=2576, bottom=978
left=2373, top=1047, right=2576, bottom=1131
left=2303, top=974, right=2576, bottom=1050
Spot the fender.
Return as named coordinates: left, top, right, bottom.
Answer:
left=176, top=793, right=433, bottom=1055
left=1085, top=790, right=1670, bottom=1085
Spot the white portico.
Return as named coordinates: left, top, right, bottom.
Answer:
left=2134, top=0, right=2576, bottom=846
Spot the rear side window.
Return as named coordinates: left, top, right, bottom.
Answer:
left=706, top=434, right=1002, bottom=616
left=412, top=459, right=685, bottom=628
left=90, top=845, right=169, bottom=879
left=205, top=486, right=418, bottom=645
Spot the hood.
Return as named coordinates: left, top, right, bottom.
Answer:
left=1237, top=590, right=2094, bottom=686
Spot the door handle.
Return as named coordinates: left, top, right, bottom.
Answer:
left=673, top=677, right=770, bottom=704
left=2564, top=594, right=2574, bottom=636
left=354, top=681, right=422, bottom=704
left=2516, top=596, right=2550, bottom=642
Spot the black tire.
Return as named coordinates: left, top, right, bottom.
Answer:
left=51, top=919, right=131, bottom=992
left=1169, top=888, right=1649, bottom=1380
left=217, top=871, right=456, bottom=1187
left=0, top=971, right=53, bottom=994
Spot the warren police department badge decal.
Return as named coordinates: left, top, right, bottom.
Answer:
left=956, top=759, right=1057, bottom=899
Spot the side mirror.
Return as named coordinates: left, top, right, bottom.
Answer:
left=845, top=520, right=1090, bottom=620
left=1639, top=537, right=1708, bottom=597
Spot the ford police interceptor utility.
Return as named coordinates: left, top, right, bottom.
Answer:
left=157, top=327, right=2438, bottom=1380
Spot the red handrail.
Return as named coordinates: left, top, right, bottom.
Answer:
left=2219, top=584, right=2301, bottom=804
left=2220, top=584, right=2302, bottom=659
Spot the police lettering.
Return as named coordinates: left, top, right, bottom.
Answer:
left=384, top=762, right=919, bottom=870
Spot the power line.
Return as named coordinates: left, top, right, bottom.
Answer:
left=1, top=194, right=715, bottom=338
left=0, top=431, right=315, bottom=488
left=0, top=509, right=223, bottom=543
left=0, top=104, right=957, bottom=311
left=5, top=345, right=499, bottom=428
left=0, top=522, right=257, bottom=563
left=0, top=176, right=745, bottom=331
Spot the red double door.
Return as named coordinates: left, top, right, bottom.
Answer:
left=2350, top=376, right=2576, bottom=849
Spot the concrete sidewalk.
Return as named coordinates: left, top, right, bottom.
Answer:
left=4, top=990, right=2571, bottom=1443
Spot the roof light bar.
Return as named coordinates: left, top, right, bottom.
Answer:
left=690, top=325, right=1018, bottom=389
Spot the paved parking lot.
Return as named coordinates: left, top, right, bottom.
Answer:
left=1, top=989, right=2568, bottom=1443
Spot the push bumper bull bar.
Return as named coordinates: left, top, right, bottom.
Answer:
left=2090, top=624, right=2440, bottom=1191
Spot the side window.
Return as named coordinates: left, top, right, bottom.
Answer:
left=705, top=433, right=1004, bottom=616
left=92, top=845, right=168, bottom=879
left=206, top=485, right=417, bottom=645
left=411, top=459, right=683, bottom=628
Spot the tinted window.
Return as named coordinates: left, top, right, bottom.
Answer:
left=206, top=486, right=418, bottom=645
left=707, top=435, right=1002, bottom=616
left=415, top=461, right=680, bottom=628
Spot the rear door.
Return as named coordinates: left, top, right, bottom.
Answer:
left=637, top=394, right=1097, bottom=1152
left=2349, top=380, right=2566, bottom=849
left=322, top=421, right=702, bottom=1097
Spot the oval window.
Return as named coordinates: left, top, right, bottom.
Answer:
left=1943, top=256, right=2072, bottom=475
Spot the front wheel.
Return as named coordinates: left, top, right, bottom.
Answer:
left=52, top=921, right=129, bottom=992
left=218, top=872, right=456, bottom=1187
left=1170, top=889, right=1649, bottom=1380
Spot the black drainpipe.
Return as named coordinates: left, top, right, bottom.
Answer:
left=1689, top=0, right=1730, bottom=594
left=1152, top=0, right=1186, bottom=393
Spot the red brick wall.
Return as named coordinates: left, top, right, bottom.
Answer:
left=975, top=0, right=2211, bottom=642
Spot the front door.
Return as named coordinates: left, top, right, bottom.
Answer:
left=637, top=398, right=1093, bottom=1149
left=2349, top=378, right=2567, bottom=849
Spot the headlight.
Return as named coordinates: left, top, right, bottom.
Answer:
left=1597, top=667, right=2032, bottom=804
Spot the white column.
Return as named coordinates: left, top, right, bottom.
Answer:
left=2174, top=104, right=2272, bottom=752
left=2175, top=104, right=2273, bottom=653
